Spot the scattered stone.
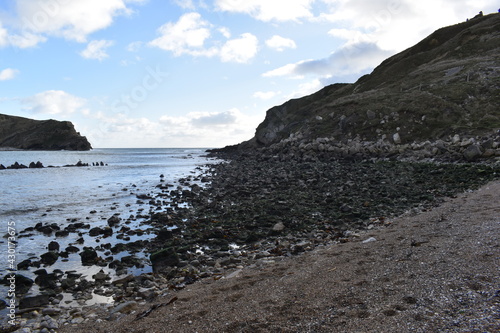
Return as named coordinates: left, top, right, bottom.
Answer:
left=362, top=237, right=377, bottom=244
left=80, top=248, right=98, bottom=265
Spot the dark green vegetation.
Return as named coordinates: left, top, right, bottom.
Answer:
left=0, top=113, right=91, bottom=150
left=235, top=14, right=500, bottom=155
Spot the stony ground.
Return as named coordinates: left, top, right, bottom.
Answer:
left=60, top=178, right=500, bottom=333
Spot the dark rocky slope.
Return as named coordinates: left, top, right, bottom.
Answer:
left=0, top=113, right=91, bottom=150
left=222, top=13, right=500, bottom=161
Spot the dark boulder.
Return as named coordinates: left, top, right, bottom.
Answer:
left=89, top=227, right=104, bottom=237
left=150, top=248, right=180, bottom=273
left=40, top=251, right=59, bottom=265
left=48, top=241, right=60, bottom=251
left=107, top=215, right=121, bottom=227
left=19, top=294, right=50, bottom=309
left=1, top=274, right=34, bottom=295
left=80, top=247, right=98, bottom=265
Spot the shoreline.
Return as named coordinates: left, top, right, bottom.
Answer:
left=60, top=178, right=500, bottom=332
left=2, top=154, right=499, bottom=332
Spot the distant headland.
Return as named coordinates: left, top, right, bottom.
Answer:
left=0, top=113, right=91, bottom=151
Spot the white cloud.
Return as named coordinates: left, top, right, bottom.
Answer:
left=220, top=33, right=258, bottom=63
left=16, top=0, right=140, bottom=43
left=7, top=32, right=47, bottom=48
left=0, top=68, right=20, bottom=81
left=218, top=27, right=231, bottom=38
left=317, top=0, right=498, bottom=52
left=149, top=12, right=216, bottom=57
left=150, top=13, right=259, bottom=63
left=127, top=41, right=143, bottom=52
left=266, top=35, right=297, bottom=51
left=253, top=90, right=280, bottom=100
left=215, top=0, right=314, bottom=21
left=80, top=40, right=115, bottom=60
left=0, top=24, right=9, bottom=47
left=262, top=63, right=303, bottom=78
left=263, top=40, right=392, bottom=81
left=22, top=90, right=87, bottom=116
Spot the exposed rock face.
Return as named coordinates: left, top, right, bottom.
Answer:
left=226, top=14, right=500, bottom=161
left=0, top=113, right=91, bottom=150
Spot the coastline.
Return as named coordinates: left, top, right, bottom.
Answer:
left=3, top=153, right=499, bottom=332
left=60, top=178, right=500, bottom=332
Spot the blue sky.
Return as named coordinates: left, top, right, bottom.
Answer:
left=0, top=0, right=497, bottom=148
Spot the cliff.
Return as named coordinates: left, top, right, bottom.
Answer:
left=0, top=114, right=92, bottom=150
left=223, top=13, right=500, bottom=161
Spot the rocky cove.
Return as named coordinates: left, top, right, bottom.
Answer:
left=2, top=148, right=499, bottom=332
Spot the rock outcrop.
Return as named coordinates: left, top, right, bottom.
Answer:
left=219, top=13, right=500, bottom=161
left=0, top=113, right=91, bottom=150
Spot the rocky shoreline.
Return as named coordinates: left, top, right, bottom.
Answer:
left=1, top=150, right=500, bottom=332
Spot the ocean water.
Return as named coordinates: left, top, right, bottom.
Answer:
left=0, top=148, right=216, bottom=304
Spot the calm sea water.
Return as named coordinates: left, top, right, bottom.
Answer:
left=0, top=148, right=216, bottom=304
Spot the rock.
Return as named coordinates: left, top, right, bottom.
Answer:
left=19, top=294, right=50, bottom=309
left=92, top=270, right=109, bottom=281
left=89, top=227, right=104, bottom=236
left=110, top=301, right=138, bottom=315
left=463, top=144, right=483, bottom=161
left=40, top=251, right=59, bottom=265
left=48, top=241, right=60, bottom=251
left=42, top=307, right=62, bottom=316
left=1, top=274, right=34, bottom=295
left=55, top=230, right=70, bottom=237
left=150, top=248, right=180, bottom=273
left=393, top=133, right=401, bottom=144
left=0, top=113, right=92, bottom=150
left=65, top=245, right=80, bottom=253
left=17, top=259, right=32, bottom=270
left=80, top=247, right=98, bottom=265
left=108, top=215, right=121, bottom=227
left=362, top=237, right=377, bottom=243
left=272, top=222, right=286, bottom=232
left=40, top=315, right=59, bottom=330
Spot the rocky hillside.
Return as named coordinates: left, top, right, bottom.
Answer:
left=228, top=13, right=500, bottom=161
left=0, top=113, right=92, bottom=150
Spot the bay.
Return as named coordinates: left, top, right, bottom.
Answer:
left=0, top=148, right=216, bottom=306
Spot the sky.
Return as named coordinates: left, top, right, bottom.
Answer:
left=0, top=0, right=497, bottom=148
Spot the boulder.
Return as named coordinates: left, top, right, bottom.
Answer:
left=19, top=294, right=51, bottom=309
left=80, top=247, right=98, bottom=265
left=463, top=144, right=483, bottom=161
left=40, top=251, right=59, bottom=265
left=1, top=274, right=34, bottom=295
left=48, top=241, right=60, bottom=251
left=107, top=215, right=121, bottom=227
left=150, top=248, right=180, bottom=273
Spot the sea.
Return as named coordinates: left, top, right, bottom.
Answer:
left=0, top=148, right=217, bottom=307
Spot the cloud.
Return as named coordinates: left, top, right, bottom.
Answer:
left=0, top=24, right=8, bottom=47
left=127, top=41, right=143, bottom=52
left=80, top=40, right=115, bottom=60
left=263, top=41, right=392, bottom=79
left=22, top=90, right=87, bottom=116
left=266, top=35, right=297, bottom=51
left=219, top=33, right=258, bottom=63
left=149, top=12, right=216, bottom=57
left=215, top=0, right=314, bottom=21
left=190, top=109, right=240, bottom=126
left=149, top=13, right=259, bottom=63
left=0, top=68, right=20, bottom=81
left=15, top=0, right=141, bottom=43
left=317, top=0, right=498, bottom=52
